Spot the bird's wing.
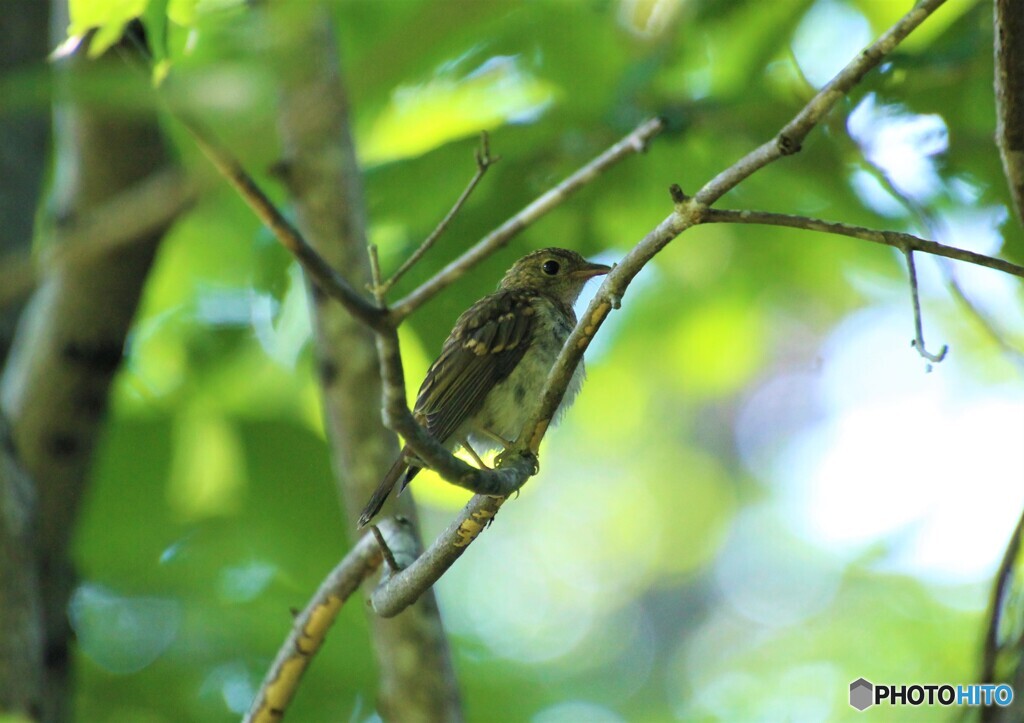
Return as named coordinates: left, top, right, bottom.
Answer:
left=414, top=289, right=537, bottom=446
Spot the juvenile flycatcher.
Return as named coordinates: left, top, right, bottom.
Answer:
left=357, top=247, right=610, bottom=527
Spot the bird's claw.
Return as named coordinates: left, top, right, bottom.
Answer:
left=494, top=448, right=539, bottom=474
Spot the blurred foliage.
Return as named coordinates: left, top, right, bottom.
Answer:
left=9, top=0, right=1024, bottom=720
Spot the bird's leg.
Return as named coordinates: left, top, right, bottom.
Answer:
left=479, top=428, right=514, bottom=451
left=460, top=439, right=491, bottom=470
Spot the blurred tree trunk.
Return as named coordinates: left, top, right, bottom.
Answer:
left=271, top=4, right=463, bottom=721
left=0, top=1, right=51, bottom=718
left=996, top=0, right=1024, bottom=224
left=0, top=7, right=179, bottom=719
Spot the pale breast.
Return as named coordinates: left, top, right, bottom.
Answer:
left=467, top=297, right=584, bottom=451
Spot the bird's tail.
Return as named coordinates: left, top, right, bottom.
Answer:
left=356, top=454, right=421, bottom=528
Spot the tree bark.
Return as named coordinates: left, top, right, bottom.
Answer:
left=995, top=0, right=1024, bottom=224
left=270, top=4, right=462, bottom=721
left=0, top=2, right=51, bottom=718
left=0, top=12, right=178, bottom=719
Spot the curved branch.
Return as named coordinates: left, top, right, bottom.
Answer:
left=178, top=114, right=391, bottom=331
left=702, top=209, right=1024, bottom=279
left=902, top=249, right=948, bottom=366
left=244, top=518, right=411, bottom=722
left=268, top=5, right=462, bottom=721
left=982, top=508, right=1024, bottom=689
left=372, top=497, right=502, bottom=617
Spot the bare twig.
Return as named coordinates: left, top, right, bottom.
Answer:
left=366, top=244, right=386, bottom=308
left=693, top=0, right=948, bottom=207
left=860, top=155, right=1024, bottom=368
left=178, top=114, right=390, bottom=331
left=370, top=524, right=400, bottom=573
left=389, top=117, right=665, bottom=320
left=269, top=6, right=462, bottom=720
left=380, top=132, right=500, bottom=294
left=903, top=249, right=948, bottom=366
left=702, top=209, right=1024, bottom=280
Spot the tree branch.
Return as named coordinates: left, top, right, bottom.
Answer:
left=268, top=4, right=461, bottom=720
left=0, top=19, right=177, bottom=721
left=243, top=517, right=412, bottom=723
left=372, top=497, right=503, bottom=617
left=982, top=507, right=1024, bottom=689
left=902, top=249, right=948, bottom=366
left=380, top=132, right=500, bottom=294
left=388, top=117, right=665, bottom=320
left=176, top=113, right=391, bottom=331
left=693, top=0, right=948, bottom=207
left=996, top=0, right=1024, bottom=224
left=702, top=209, right=1024, bottom=279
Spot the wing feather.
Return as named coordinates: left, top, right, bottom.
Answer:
left=413, top=289, right=536, bottom=446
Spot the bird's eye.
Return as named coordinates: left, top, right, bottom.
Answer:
left=542, top=260, right=560, bottom=275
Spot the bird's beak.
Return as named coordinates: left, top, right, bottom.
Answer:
left=573, top=261, right=612, bottom=279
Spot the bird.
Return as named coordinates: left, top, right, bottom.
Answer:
left=357, top=247, right=611, bottom=528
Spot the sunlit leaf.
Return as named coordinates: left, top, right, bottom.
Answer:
left=360, top=55, right=559, bottom=166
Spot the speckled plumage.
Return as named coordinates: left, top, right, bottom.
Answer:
left=357, top=248, right=610, bottom=528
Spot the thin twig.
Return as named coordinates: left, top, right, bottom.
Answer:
left=693, top=0, right=948, bottom=207
left=903, top=249, right=948, bottom=366
left=370, top=524, right=400, bottom=573
left=389, top=117, right=665, bottom=320
left=702, top=209, right=1024, bottom=279
left=380, top=132, right=500, bottom=294
left=367, top=244, right=386, bottom=308
left=177, top=114, right=390, bottom=331
left=243, top=519, right=399, bottom=723
left=865, top=158, right=1024, bottom=371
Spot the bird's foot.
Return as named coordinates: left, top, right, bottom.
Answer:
left=494, top=448, right=539, bottom=476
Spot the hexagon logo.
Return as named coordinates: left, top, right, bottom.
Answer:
left=850, top=678, right=874, bottom=711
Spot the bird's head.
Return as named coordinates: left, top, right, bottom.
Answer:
left=498, top=248, right=612, bottom=306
